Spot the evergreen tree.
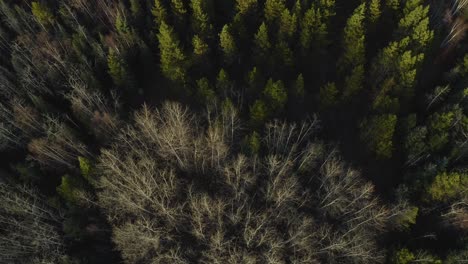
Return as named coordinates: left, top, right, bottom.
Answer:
left=236, top=0, right=258, bottom=15
left=157, top=22, right=187, bottom=83
left=152, top=0, right=168, bottom=27
left=250, top=99, right=268, bottom=126
left=253, top=22, right=271, bottom=65
left=279, top=8, right=297, bottom=41
left=31, top=1, right=54, bottom=27
left=369, top=0, right=381, bottom=24
left=263, top=78, right=287, bottom=112
left=319, top=82, right=338, bottom=109
left=219, top=25, right=237, bottom=63
left=360, top=114, right=397, bottom=158
left=107, top=49, right=130, bottom=87
left=339, top=3, right=366, bottom=99
left=264, top=0, right=286, bottom=22
left=190, top=0, right=213, bottom=37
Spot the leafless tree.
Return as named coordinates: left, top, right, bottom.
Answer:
left=92, top=102, right=398, bottom=263
left=28, top=117, right=90, bottom=168
left=0, top=181, right=65, bottom=263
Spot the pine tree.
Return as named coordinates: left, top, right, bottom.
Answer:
left=264, top=0, right=286, bottom=22
left=157, top=22, right=187, bottom=83
left=190, top=0, right=213, bottom=37
left=216, top=68, right=232, bottom=96
left=192, top=35, right=209, bottom=57
left=152, top=0, right=168, bottom=27
left=254, top=22, right=271, bottom=56
left=369, top=0, right=381, bottom=24
left=219, top=25, right=237, bottom=63
left=293, top=73, right=305, bottom=98
left=236, top=0, right=258, bottom=15
left=360, top=114, right=397, bottom=158
left=250, top=99, right=268, bottom=126
left=300, top=1, right=335, bottom=51
left=263, top=78, right=287, bottom=112
left=339, top=3, right=366, bottom=99
left=319, top=82, right=338, bottom=109
left=279, top=8, right=297, bottom=40
left=31, top=1, right=54, bottom=27
left=107, top=48, right=129, bottom=87
left=196, top=77, right=216, bottom=104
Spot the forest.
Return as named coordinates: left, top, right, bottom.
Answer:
left=0, top=0, right=466, bottom=263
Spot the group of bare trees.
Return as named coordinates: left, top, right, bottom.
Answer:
left=90, top=102, right=410, bottom=263
left=0, top=181, right=66, bottom=264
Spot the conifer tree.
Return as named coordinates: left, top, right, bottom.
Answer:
left=157, top=22, right=187, bottom=83
left=263, top=78, right=287, bottom=112
left=31, top=1, right=54, bottom=27
left=264, top=0, right=286, bottom=22
left=339, top=4, right=366, bottom=99
left=236, top=0, right=257, bottom=15
left=253, top=22, right=271, bottom=64
left=279, top=8, right=297, bottom=40
left=107, top=49, right=130, bottom=87
left=190, top=0, right=213, bottom=38
left=369, top=0, right=381, bottom=24
left=152, top=0, right=168, bottom=27
left=219, top=24, right=237, bottom=63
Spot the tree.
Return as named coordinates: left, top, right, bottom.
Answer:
left=157, top=22, right=187, bottom=83
left=426, top=172, right=467, bottom=202
left=278, top=8, right=297, bottom=40
left=152, top=0, right=168, bottom=27
left=0, top=182, right=65, bottom=263
left=264, top=0, right=286, bottom=22
left=369, top=0, right=381, bottom=24
left=196, top=77, right=216, bottom=104
left=263, top=78, right=287, bottom=112
left=190, top=0, right=213, bottom=37
left=300, top=0, right=335, bottom=51
left=31, top=1, right=54, bottom=27
left=219, top=24, right=237, bottom=63
left=90, top=102, right=396, bottom=263
left=107, top=48, right=131, bottom=87
left=170, top=0, right=187, bottom=28
left=360, top=114, right=397, bottom=158
left=319, top=82, right=338, bottom=109
left=236, top=0, right=257, bottom=15
left=292, top=73, right=305, bottom=98
left=339, top=3, right=366, bottom=99
left=254, top=22, right=271, bottom=54
left=250, top=99, right=268, bottom=126
left=392, top=248, right=415, bottom=264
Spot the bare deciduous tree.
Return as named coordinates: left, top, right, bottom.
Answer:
left=0, top=181, right=65, bottom=263
left=92, top=102, right=398, bottom=264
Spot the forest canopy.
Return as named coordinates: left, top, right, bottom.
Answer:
left=0, top=0, right=466, bottom=263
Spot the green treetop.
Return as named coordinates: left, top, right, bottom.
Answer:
left=31, top=1, right=54, bottom=27
left=263, top=78, right=287, bottom=112
left=190, top=0, right=213, bottom=37
left=361, top=114, right=398, bottom=158
left=157, top=22, right=187, bottom=83
left=369, top=0, right=381, bottom=24
left=219, top=25, right=237, bottom=62
left=152, top=0, right=168, bottom=27
left=254, top=22, right=271, bottom=54
left=426, top=172, right=467, bottom=202
left=264, top=0, right=286, bottom=22
left=236, top=0, right=258, bottom=15
left=279, top=8, right=297, bottom=40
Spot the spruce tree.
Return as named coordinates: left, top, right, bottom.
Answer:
left=157, top=22, right=187, bottom=83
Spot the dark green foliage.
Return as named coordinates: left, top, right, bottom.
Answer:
left=361, top=114, right=397, bottom=158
